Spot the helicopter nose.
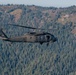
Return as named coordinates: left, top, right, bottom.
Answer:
left=53, top=37, right=58, bottom=42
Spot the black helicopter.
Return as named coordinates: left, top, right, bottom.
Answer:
left=0, top=24, right=57, bottom=46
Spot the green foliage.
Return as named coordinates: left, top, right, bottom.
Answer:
left=0, top=5, right=76, bottom=75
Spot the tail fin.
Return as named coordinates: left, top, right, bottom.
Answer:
left=0, top=28, right=8, bottom=39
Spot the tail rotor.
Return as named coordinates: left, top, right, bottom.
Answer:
left=0, top=28, right=8, bottom=39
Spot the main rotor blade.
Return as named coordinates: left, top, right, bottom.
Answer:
left=7, top=24, right=46, bottom=30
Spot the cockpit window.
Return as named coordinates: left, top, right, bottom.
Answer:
left=47, top=35, right=50, bottom=39
left=47, top=35, right=50, bottom=41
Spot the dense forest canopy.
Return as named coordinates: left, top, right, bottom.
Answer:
left=0, top=4, right=76, bottom=75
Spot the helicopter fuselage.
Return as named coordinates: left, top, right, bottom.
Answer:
left=0, top=24, right=58, bottom=45
left=3, top=32, right=57, bottom=45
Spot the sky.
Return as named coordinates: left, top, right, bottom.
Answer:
left=0, top=0, right=76, bottom=7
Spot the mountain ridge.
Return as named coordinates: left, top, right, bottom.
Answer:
left=0, top=4, right=76, bottom=75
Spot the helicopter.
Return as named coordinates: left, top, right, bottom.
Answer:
left=0, top=24, right=57, bottom=46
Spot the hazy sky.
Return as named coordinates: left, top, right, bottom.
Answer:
left=0, top=0, right=76, bottom=7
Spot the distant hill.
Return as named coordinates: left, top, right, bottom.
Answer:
left=0, top=5, right=76, bottom=34
left=0, top=4, right=76, bottom=75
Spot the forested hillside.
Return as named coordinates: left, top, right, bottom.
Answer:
left=0, top=4, right=76, bottom=75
